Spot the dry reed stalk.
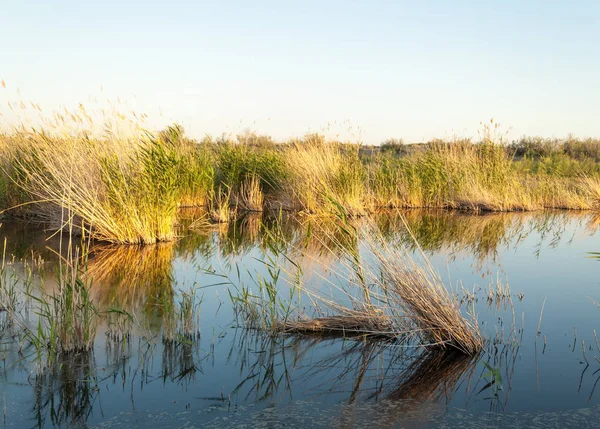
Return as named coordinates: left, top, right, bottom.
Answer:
left=277, top=312, right=395, bottom=338
left=4, top=132, right=179, bottom=243
left=270, top=217, right=483, bottom=355
left=370, top=236, right=483, bottom=354
left=208, top=186, right=234, bottom=223
left=282, top=136, right=367, bottom=215
left=579, top=176, right=600, bottom=206
left=237, top=175, right=264, bottom=212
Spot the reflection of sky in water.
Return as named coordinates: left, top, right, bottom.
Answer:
left=2, top=211, right=600, bottom=427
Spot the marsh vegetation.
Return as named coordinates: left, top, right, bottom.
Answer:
left=2, top=116, right=600, bottom=244
left=2, top=110, right=600, bottom=426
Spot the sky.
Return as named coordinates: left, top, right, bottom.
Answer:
left=1, top=0, right=599, bottom=143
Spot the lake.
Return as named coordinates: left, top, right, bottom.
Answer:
left=2, top=210, right=600, bottom=428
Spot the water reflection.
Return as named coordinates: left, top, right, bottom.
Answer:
left=31, top=352, right=98, bottom=428
left=2, top=210, right=593, bottom=300
left=86, top=244, right=175, bottom=319
left=2, top=210, right=600, bottom=427
left=226, top=330, right=484, bottom=412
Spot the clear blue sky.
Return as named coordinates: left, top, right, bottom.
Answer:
left=1, top=0, right=599, bottom=143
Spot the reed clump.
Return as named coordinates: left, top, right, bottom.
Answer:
left=208, top=186, right=235, bottom=223
left=25, top=237, right=99, bottom=359
left=237, top=174, right=264, bottom=212
left=283, top=134, right=368, bottom=216
left=372, top=236, right=483, bottom=354
left=159, top=288, right=202, bottom=343
left=231, top=218, right=483, bottom=355
left=3, top=131, right=184, bottom=243
left=277, top=311, right=394, bottom=338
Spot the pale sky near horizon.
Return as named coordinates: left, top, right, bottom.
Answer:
left=1, top=0, right=599, bottom=143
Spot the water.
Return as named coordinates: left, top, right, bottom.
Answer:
left=2, top=210, right=600, bottom=428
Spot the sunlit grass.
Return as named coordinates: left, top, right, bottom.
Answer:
left=1, top=103, right=600, bottom=246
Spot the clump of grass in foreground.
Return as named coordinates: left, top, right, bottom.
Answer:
left=360, top=226, right=482, bottom=354
left=226, top=217, right=482, bottom=355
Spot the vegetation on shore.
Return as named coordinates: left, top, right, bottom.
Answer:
left=2, top=118, right=600, bottom=244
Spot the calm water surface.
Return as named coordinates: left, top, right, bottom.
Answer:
left=1, top=211, right=600, bottom=428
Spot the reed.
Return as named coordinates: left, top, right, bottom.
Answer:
left=301, top=219, right=484, bottom=353
left=0, top=238, right=18, bottom=329
left=283, top=134, right=368, bottom=216
left=4, top=131, right=181, bottom=243
left=25, top=233, right=99, bottom=360
left=208, top=186, right=234, bottom=223
left=229, top=216, right=483, bottom=355
left=236, top=174, right=264, bottom=212
left=160, top=288, right=202, bottom=343
left=212, top=136, right=287, bottom=200
left=368, top=230, right=483, bottom=354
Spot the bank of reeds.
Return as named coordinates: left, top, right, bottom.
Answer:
left=3, top=131, right=182, bottom=243
left=3, top=118, right=600, bottom=244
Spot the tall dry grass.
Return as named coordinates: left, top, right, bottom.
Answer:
left=2, top=109, right=600, bottom=245
left=369, top=137, right=597, bottom=211
left=1, top=126, right=211, bottom=243
left=233, top=217, right=483, bottom=355
left=283, top=134, right=368, bottom=216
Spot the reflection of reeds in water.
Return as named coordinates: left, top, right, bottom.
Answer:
left=375, top=210, right=520, bottom=267
left=86, top=243, right=175, bottom=313
left=218, top=213, right=263, bottom=258
left=230, top=330, right=312, bottom=401
left=585, top=212, right=600, bottom=234
left=336, top=351, right=479, bottom=429
left=32, top=351, right=99, bottom=428
left=189, top=209, right=589, bottom=275
left=387, top=350, right=477, bottom=402
left=229, top=329, right=480, bottom=416
left=270, top=218, right=483, bottom=354
left=161, top=341, right=200, bottom=387
left=294, top=215, right=360, bottom=262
